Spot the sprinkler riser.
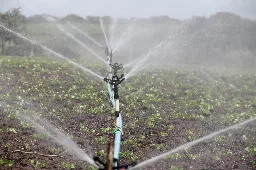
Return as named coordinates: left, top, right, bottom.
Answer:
left=112, top=75, right=119, bottom=99
left=107, top=83, right=115, bottom=107
left=114, top=98, right=122, bottom=164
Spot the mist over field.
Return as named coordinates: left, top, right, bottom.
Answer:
left=1, top=9, right=256, bottom=69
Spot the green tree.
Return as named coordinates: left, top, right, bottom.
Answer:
left=0, top=8, right=25, bottom=55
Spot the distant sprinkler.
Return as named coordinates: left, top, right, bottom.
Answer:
left=105, top=46, right=113, bottom=64
left=104, top=46, right=110, bottom=56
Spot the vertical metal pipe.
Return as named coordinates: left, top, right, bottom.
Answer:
left=107, top=83, right=115, bottom=107
left=114, top=99, right=122, bottom=168
left=107, top=49, right=115, bottom=108
left=106, top=142, right=114, bottom=170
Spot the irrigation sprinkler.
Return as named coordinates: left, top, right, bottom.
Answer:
left=93, top=46, right=136, bottom=169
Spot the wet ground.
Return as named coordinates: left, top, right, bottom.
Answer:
left=0, top=57, right=256, bottom=170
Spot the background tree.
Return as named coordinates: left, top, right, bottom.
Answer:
left=0, top=8, right=25, bottom=55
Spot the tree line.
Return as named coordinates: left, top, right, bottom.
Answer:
left=0, top=8, right=255, bottom=68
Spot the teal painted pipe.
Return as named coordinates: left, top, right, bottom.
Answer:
left=114, top=113, right=122, bottom=161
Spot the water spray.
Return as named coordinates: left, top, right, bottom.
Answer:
left=66, top=21, right=104, bottom=49
left=42, top=16, right=107, bottom=64
left=0, top=23, right=104, bottom=80
left=129, top=117, right=256, bottom=170
left=100, top=18, right=110, bottom=50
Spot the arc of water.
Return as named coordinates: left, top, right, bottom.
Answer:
left=21, top=113, right=98, bottom=167
left=0, top=23, right=104, bottom=80
left=124, top=19, right=195, bottom=79
left=109, top=17, right=117, bottom=48
left=124, top=40, right=167, bottom=79
left=113, top=22, right=135, bottom=53
left=129, top=117, right=256, bottom=170
left=112, top=26, right=132, bottom=53
left=56, top=25, right=107, bottom=64
left=66, top=21, right=104, bottom=49
left=42, top=16, right=107, bottom=65
left=100, top=17, right=110, bottom=49
left=124, top=38, right=168, bottom=69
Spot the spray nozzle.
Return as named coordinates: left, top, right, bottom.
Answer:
left=103, top=74, right=125, bottom=85
left=110, top=63, right=123, bottom=75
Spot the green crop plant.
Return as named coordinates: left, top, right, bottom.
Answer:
left=20, top=121, right=33, bottom=128
left=159, top=132, right=168, bottom=137
left=48, top=146, right=63, bottom=155
left=30, top=159, right=46, bottom=169
left=95, top=150, right=105, bottom=157
left=214, top=135, right=226, bottom=142
left=80, top=124, right=91, bottom=133
left=225, top=112, right=256, bottom=124
left=24, top=143, right=30, bottom=151
left=165, top=153, right=183, bottom=160
left=252, top=96, right=256, bottom=108
left=122, top=137, right=141, bottom=147
left=6, top=128, right=17, bottom=134
left=166, top=125, right=175, bottom=131
left=120, top=151, right=138, bottom=161
left=100, top=127, right=113, bottom=134
left=0, top=159, right=14, bottom=167
left=199, top=99, right=213, bottom=117
left=212, top=155, right=220, bottom=161
left=94, top=136, right=108, bottom=145
left=84, top=165, right=98, bottom=170
left=186, top=130, right=195, bottom=142
left=146, top=113, right=163, bottom=128
left=155, top=143, right=165, bottom=150
left=170, top=166, right=184, bottom=170
left=61, top=162, right=75, bottom=170
left=245, top=145, right=256, bottom=156
left=219, top=150, right=233, bottom=157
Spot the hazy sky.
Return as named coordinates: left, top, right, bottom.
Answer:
left=1, top=0, right=256, bottom=20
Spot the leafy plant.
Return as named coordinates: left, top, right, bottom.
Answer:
left=61, top=162, right=75, bottom=170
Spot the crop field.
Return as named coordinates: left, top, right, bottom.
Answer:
left=0, top=56, right=256, bottom=169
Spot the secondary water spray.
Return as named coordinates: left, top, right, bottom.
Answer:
left=1, top=96, right=98, bottom=167
left=43, top=16, right=107, bottom=64
left=129, top=117, right=256, bottom=170
left=125, top=40, right=167, bottom=79
left=113, top=24, right=135, bottom=53
left=0, top=23, right=104, bottom=80
left=66, top=21, right=104, bottom=49
left=20, top=113, right=98, bottom=167
left=124, top=19, right=195, bottom=79
left=56, top=25, right=107, bottom=64
left=100, top=17, right=110, bottom=49
left=109, top=17, right=117, bottom=48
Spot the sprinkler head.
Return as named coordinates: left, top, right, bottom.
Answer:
left=110, top=63, right=123, bottom=75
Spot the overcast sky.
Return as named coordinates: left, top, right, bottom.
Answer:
left=1, top=0, right=256, bottom=20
